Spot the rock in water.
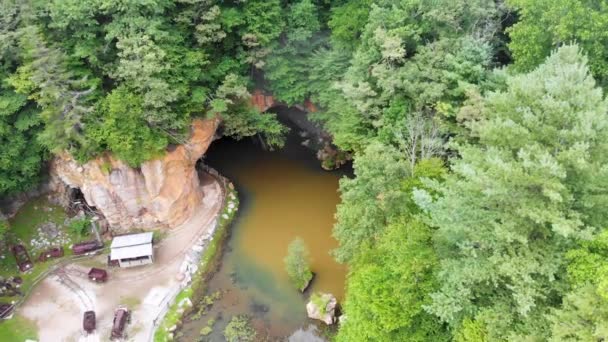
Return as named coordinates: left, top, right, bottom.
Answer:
left=288, top=325, right=326, bottom=342
left=50, top=119, right=218, bottom=231
left=306, top=293, right=337, bottom=325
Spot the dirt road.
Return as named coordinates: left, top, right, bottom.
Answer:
left=18, top=174, right=223, bottom=342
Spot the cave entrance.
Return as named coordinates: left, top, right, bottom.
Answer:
left=68, top=187, right=92, bottom=215
left=67, top=187, right=105, bottom=240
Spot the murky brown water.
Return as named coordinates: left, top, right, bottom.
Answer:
left=179, top=119, right=347, bottom=341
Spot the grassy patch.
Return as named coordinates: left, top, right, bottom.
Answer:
left=0, top=196, right=103, bottom=305
left=154, top=185, right=239, bottom=342
left=119, top=296, right=142, bottom=309
left=0, top=197, right=85, bottom=299
left=7, top=196, right=93, bottom=252
left=0, top=314, right=38, bottom=341
left=8, top=197, right=68, bottom=248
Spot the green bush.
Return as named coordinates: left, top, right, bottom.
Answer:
left=69, top=217, right=90, bottom=237
left=284, top=237, right=313, bottom=290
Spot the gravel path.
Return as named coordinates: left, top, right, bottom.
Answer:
left=18, top=175, right=223, bottom=342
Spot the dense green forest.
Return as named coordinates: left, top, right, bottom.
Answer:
left=2, top=0, right=608, bottom=340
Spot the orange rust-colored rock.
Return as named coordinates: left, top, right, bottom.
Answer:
left=251, top=89, right=319, bottom=113
left=303, top=99, right=317, bottom=113
left=250, top=89, right=276, bottom=112
left=50, top=119, right=219, bottom=231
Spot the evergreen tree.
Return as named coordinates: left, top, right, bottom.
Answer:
left=416, top=45, right=608, bottom=340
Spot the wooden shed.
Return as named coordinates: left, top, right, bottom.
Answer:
left=110, top=232, right=154, bottom=268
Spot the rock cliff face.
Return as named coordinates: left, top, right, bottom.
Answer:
left=50, top=119, right=218, bottom=231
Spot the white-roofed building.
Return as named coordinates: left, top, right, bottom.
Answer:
left=110, top=232, right=154, bottom=268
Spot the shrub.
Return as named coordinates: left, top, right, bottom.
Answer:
left=69, top=217, right=90, bottom=237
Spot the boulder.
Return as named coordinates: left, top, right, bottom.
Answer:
left=306, top=293, right=337, bottom=325
left=288, top=325, right=325, bottom=342
left=50, top=119, right=218, bottom=231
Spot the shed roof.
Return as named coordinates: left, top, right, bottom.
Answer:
left=110, top=243, right=153, bottom=260
left=111, top=232, right=153, bottom=248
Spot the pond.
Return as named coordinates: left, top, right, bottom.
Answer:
left=178, top=113, right=348, bottom=341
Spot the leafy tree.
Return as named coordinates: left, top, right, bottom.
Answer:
left=211, top=74, right=287, bottom=148
left=548, top=285, right=608, bottom=342
left=548, top=230, right=608, bottom=341
left=416, top=45, right=608, bottom=340
left=0, top=0, right=293, bottom=168
left=241, top=0, right=284, bottom=47
left=454, top=318, right=488, bottom=342
left=224, top=315, right=256, bottom=342
left=314, top=1, right=502, bottom=154
left=327, top=0, right=371, bottom=48
left=284, top=237, right=312, bottom=290
left=507, top=0, right=608, bottom=85
left=265, top=0, right=324, bottom=105
left=335, top=157, right=446, bottom=340
left=111, top=32, right=179, bottom=128
left=337, top=219, right=449, bottom=342
left=86, top=87, right=168, bottom=167
left=332, top=142, right=409, bottom=263
left=565, top=230, right=608, bottom=291
left=0, top=86, right=45, bottom=195
left=10, top=26, right=98, bottom=156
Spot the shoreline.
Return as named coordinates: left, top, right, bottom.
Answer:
left=153, top=169, right=239, bottom=342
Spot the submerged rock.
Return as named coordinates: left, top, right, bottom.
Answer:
left=306, top=293, right=337, bottom=325
left=288, top=325, right=326, bottom=342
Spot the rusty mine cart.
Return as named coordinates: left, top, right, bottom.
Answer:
left=83, top=310, right=96, bottom=335
left=87, top=267, right=108, bottom=283
left=37, top=246, right=64, bottom=262
left=111, top=306, right=130, bottom=340
left=72, top=240, right=103, bottom=255
left=11, top=244, right=33, bottom=272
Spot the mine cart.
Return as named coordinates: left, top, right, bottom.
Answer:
left=37, top=247, right=64, bottom=262
left=0, top=303, right=14, bottom=319
left=72, top=240, right=103, bottom=255
left=111, top=306, right=130, bottom=340
left=87, top=268, right=108, bottom=283
left=11, top=245, right=33, bottom=272
left=83, top=310, right=96, bottom=334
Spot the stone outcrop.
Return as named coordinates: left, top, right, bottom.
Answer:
left=306, top=293, right=338, bottom=325
left=50, top=119, right=218, bottom=231
left=251, top=89, right=276, bottom=112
